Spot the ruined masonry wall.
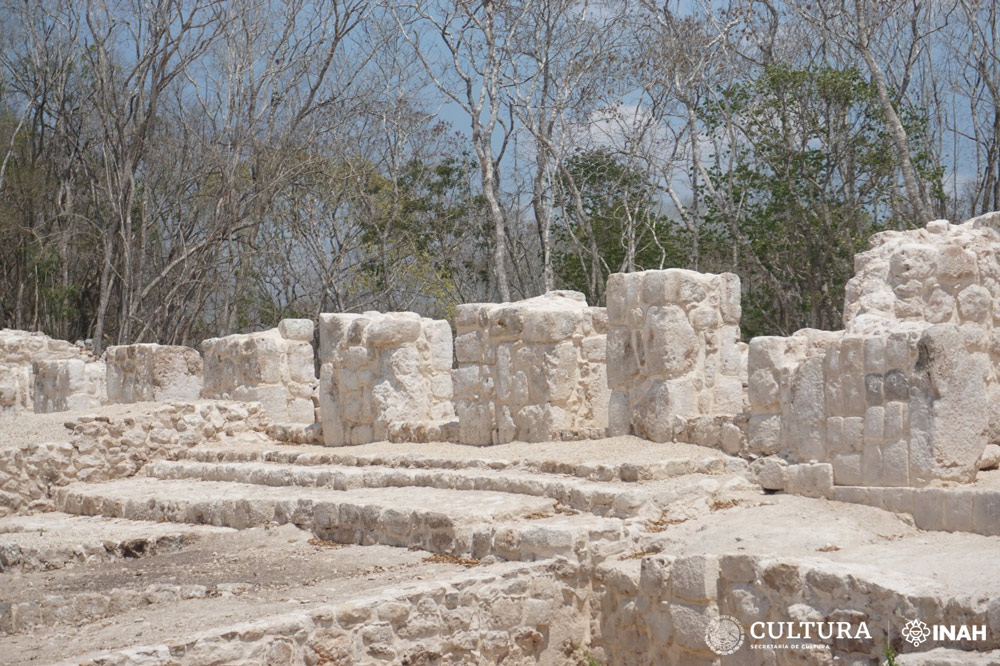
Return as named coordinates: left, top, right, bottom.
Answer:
left=748, top=326, right=971, bottom=487
left=0, top=329, right=97, bottom=414
left=604, top=270, right=745, bottom=447
left=106, top=344, right=203, bottom=403
left=750, top=215, right=1000, bottom=488
left=32, top=359, right=106, bottom=413
left=592, top=553, right=1000, bottom=665
left=65, top=561, right=594, bottom=665
left=319, top=311, right=455, bottom=446
left=0, top=402, right=266, bottom=516
left=453, top=291, right=608, bottom=445
left=201, top=319, right=316, bottom=424
left=844, top=213, right=1000, bottom=332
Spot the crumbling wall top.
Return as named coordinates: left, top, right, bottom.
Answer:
left=845, top=216, right=1000, bottom=333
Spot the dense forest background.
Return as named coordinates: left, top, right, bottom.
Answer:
left=0, top=0, right=996, bottom=351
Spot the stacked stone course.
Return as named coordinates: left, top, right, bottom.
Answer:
left=318, top=311, right=455, bottom=446
left=31, top=359, right=107, bottom=413
left=604, top=270, right=746, bottom=447
left=453, top=291, right=608, bottom=445
left=106, top=344, right=203, bottom=404
left=0, top=401, right=266, bottom=516
left=591, top=553, right=1000, bottom=665
left=0, top=329, right=100, bottom=414
left=200, top=319, right=316, bottom=424
left=749, top=214, right=1000, bottom=497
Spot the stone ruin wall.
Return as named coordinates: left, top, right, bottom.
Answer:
left=0, top=401, right=267, bottom=517
left=31, top=359, right=107, bottom=414
left=748, top=214, right=1000, bottom=497
left=106, top=344, right=203, bottom=404
left=592, top=553, right=1000, bottom=665
left=0, top=329, right=101, bottom=414
left=604, top=270, right=747, bottom=451
left=200, top=319, right=317, bottom=424
left=318, top=311, right=455, bottom=446
left=453, top=291, right=608, bottom=445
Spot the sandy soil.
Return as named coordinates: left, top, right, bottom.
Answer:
left=1, top=524, right=469, bottom=665
left=0, top=402, right=167, bottom=449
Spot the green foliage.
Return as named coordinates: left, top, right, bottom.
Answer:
left=882, top=639, right=898, bottom=666
left=553, top=148, right=692, bottom=300
left=700, top=65, right=942, bottom=337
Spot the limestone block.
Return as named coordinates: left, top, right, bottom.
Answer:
left=278, top=318, right=314, bottom=342
left=749, top=456, right=787, bottom=491
left=0, top=363, right=32, bottom=415
left=670, top=555, right=719, bottom=603
left=106, top=344, right=203, bottom=403
left=319, top=311, right=455, bottom=446
left=201, top=319, right=318, bottom=424
left=31, top=359, right=106, bottom=413
left=606, top=269, right=745, bottom=445
left=978, top=444, right=1000, bottom=471
left=0, top=329, right=98, bottom=414
left=973, top=490, right=1000, bottom=536
left=784, top=463, right=833, bottom=499
left=454, top=292, right=608, bottom=444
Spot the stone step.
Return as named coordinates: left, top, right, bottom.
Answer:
left=144, top=459, right=656, bottom=518
left=40, top=560, right=555, bottom=666
left=53, top=478, right=626, bottom=562
left=0, top=523, right=474, bottom=640
left=897, top=649, right=1000, bottom=665
left=0, top=513, right=233, bottom=573
left=175, top=439, right=741, bottom=483
left=832, top=485, right=1000, bottom=537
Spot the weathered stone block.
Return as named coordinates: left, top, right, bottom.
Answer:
left=106, top=344, right=203, bottom=404
left=454, top=292, right=607, bottom=444
left=32, top=359, right=106, bottom=413
left=320, top=311, right=455, bottom=445
left=608, top=269, right=744, bottom=444
left=201, top=319, right=317, bottom=424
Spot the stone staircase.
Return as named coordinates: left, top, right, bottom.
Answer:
left=4, top=427, right=1000, bottom=665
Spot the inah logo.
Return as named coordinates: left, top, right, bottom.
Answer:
left=902, top=619, right=931, bottom=647
left=705, top=615, right=745, bottom=655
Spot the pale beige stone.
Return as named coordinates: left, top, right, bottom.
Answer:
left=106, top=344, right=203, bottom=403
left=202, top=320, right=317, bottom=424
left=319, top=311, right=455, bottom=446
left=606, top=269, right=744, bottom=444
left=454, top=292, right=607, bottom=444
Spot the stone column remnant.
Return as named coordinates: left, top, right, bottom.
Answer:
left=604, top=270, right=745, bottom=444
left=318, top=311, right=456, bottom=446
left=453, top=291, right=609, bottom=445
left=106, top=344, right=203, bottom=403
left=0, top=329, right=99, bottom=414
left=200, top=319, right=317, bottom=424
left=32, top=358, right=107, bottom=413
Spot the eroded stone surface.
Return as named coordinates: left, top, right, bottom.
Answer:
left=107, top=344, right=203, bottom=403
left=454, top=291, right=608, bottom=445
left=318, top=311, right=455, bottom=445
left=201, top=320, right=317, bottom=424
left=0, top=329, right=99, bottom=414
left=750, top=215, right=1000, bottom=489
left=32, top=358, right=107, bottom=413
left=605, top=270, right=746, bottom=444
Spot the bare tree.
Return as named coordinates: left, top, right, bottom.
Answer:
left=392, top=0, right=532, bottom=302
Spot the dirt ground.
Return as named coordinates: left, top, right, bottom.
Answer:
left=1, top=523, right=469, bottom=665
